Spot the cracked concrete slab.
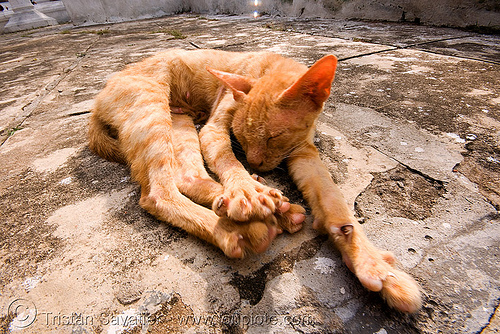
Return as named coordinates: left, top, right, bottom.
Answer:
left=321, top=103, right=463, bottom=182
left=258, top=18, right=500, bottom=64
left=0, top=14, right=499, bottom=334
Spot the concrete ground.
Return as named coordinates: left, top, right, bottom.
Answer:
left=0, top=15, right=499, bottom=334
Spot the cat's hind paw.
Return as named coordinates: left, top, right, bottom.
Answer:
left=275, top=203, right=306, bottom=234
left=214, top=217, right=279, bottom=258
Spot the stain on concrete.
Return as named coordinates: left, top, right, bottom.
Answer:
left=456, top=134, right=500, bottom=209
left=355, top=165, right=446, bottom=221
left=230, top=235, right=327, bottom=306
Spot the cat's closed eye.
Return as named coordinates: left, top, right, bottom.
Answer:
left=267, top=132, right=285, bottom=148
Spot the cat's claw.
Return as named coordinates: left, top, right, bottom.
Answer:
left=215, top=179, right=285, bottom=221
left=214, top=195, right=230, bottom=217
left=251, top=173, right=267, bottom=184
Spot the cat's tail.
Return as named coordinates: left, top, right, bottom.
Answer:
left=88, top=113, right=126, bottom=164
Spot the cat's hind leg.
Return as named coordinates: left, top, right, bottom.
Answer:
left=171, top=113, right=224, bottom=207
left=93, top=76, right=274, bottom=258
left=144, top=112, right=278, bottom=257
left=140, top=181, right=278, bottom=259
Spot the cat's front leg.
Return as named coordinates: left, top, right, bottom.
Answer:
left=251, top=174, right=307, bottom=234
left=287, top=144, right=422, bottom=313
left=199, top=102, right=305, bottom=226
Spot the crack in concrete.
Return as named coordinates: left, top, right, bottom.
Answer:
left=336, top=34, right=500, bottom=65
left=453, top=169, right=500, bottom=212
left=299, top=27, right=497, bottom=65
left=0, top=36, right=101, bottom=148
left=398, top=35, right=500, bottom=65
left=411, top=49, right=500, bottom=65
left=337, top=47, right=398, bottom=62
left=399, top=35, right=475, bottom=49
left=65, top=110, right=91, bottom=117
left=363, top=141, right=449, bottom=185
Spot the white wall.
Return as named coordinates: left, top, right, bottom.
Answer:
left=39, top=0, right=500, bottom=29
left=2, top=0, right=496, bottom=33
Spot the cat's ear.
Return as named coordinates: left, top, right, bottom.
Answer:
left=278, top=55, right=337, bottom=106
left=207, top=67, right=255, bottom=102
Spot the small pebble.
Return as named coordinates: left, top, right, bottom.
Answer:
left=116, top=279, right=143, bottom=305
left=487, top=156, right=500, bottom=164
left=60, top=177, right=72, bottom=185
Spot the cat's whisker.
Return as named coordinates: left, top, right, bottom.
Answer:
left=274, top=166, right=287, bottom=173
left=231, top=147, right=246, bottom=155
left=283, top=141, right=308, bottom=159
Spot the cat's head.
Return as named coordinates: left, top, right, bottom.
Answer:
left=208, top=55, right=337, bottom=172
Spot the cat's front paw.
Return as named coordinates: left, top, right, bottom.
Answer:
left=213, top=216, right=279, bottom=258
left=345, top=249, right=421, bottom=313
left=327, top=224, right=421, bottom=313
left=213, top=178, right=285, bottom=222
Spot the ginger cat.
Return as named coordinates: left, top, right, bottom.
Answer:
left=88, top=49, right=421, bottom=313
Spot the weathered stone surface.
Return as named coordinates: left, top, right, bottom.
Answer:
left=0, top=15, right=498, bottom=334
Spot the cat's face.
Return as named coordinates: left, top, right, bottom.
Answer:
left=208, top=54, right=337, bottom=172
left=231, top=88, right=318, bottom=172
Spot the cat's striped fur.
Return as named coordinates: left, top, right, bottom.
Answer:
left=89, top=49, right=421, bottom=312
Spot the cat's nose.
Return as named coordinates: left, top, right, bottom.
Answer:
left=247, top=156, right=264, bottom=170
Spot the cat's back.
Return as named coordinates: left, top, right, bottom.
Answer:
left=98, top=49, right=306, bottom=114
left=121, top=49, right=300, bottom=80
